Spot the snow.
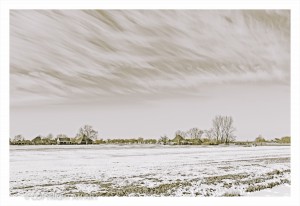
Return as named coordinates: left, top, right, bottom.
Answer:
left=10, top=145, right=290, bottom=197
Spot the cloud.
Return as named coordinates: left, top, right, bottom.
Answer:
left=10, top=10, right=290, bottom=106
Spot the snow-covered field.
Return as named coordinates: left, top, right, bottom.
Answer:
left=10, top=145, right=290, bottom=197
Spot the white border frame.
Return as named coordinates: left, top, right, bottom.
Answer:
left=1, top=1, right=299, bottom=206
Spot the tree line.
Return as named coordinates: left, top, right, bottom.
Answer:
left=9, top=115, right=290, bottom=145
left=165, top=115, right=236, bottom=145
left=254, top=135, right=290, bottom=144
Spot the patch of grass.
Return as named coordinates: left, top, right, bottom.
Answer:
left=223, top=182, right=233, bottom=189
left=204, top=173, right=249, bottom=185
left=280, top=179, right=290, bottom=184
left=145, top=177, right=162, bottom=182
left=238, top=169, right=290, bottom=187
left=223, top=191, right=241, bottom=197
left=245, top=181, right=285, bottom=192
left=99, top=182, right=113, bottom=188
left=266, top=169, right=290, bottom=176
left=95, top=181, right=193, bottom=196
left=263, top=157, right=290, bottom=164
left=67, top=191, right=91, bottom=197
left=13, top=185, right=34, bottom=190
left=240, top=176, right=274, bottom=185
left=64, top=185, right=77, bottom=191
left=195, top=192, right=201, bottom=196
left=218, top=166, right=233, bottom=170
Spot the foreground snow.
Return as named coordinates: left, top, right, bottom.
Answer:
left=10, top=145, right=290, bottom=197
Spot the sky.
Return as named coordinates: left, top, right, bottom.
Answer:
left=10, top=10, right=290, bottom=140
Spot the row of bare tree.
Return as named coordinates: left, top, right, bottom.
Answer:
left=10, top=125, right=99, bottom=144
left=172, top=115, right=235, bottom=144
left=10, top=116, right=236, bottom=145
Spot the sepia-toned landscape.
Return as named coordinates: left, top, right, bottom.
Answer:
left=10, top=10, right=290, bottom=197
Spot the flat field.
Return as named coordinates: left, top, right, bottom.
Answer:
left=10, top=145, right=290, bottom=197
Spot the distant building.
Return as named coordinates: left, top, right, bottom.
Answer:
left=56, top=135, right=93, bottom=145
left=57, top=137, right=71, bottom=145
left=74, top=135, right=93, bottom=145
left=70, top=135, right=94, bottom=144
left=171, top=135, right=184, bottom=145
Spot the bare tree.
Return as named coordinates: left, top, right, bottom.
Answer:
left=212, top=115, right=235, bottom=144
left=212, top=116, right=223, bottom=143
left=77, top=125, right=98, bottom=144
left=175, top=130, right=186, bottom=138
left=187, top=128, right=204, bottom=139
left=222, top=116, right=235, bottom=144
left=255, top=135, right=266, bottom=143
left=12, top=134, right=24, bottom=143
left=41, top=133, right=54, bottom=144
left=159, top=135, right=169, bottom=145
left=46, top=133, right=54, bottom=140
left=204, top=129, right=214, bottom=140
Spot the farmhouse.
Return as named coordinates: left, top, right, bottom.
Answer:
left=65, top=135, right=94, bottom=145
left=171, top=135, right=184, bottom=145
left=56, top=135, right=93, bottom=145
left=76, top=135, right=93, bottom=144
left=170, top=135, right=202, bottom=145
left=57, top=137, right=71, bottom=145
